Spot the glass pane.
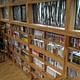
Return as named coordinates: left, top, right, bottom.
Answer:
left=32, top=0, right=66, bottom=28
left=75, top=0, right=80, bottom=30
left=13, top=5, right=26, bottom=22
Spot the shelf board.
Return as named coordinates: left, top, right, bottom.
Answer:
left=28, top=23, right=65, bottom=35
left=29, top=45, right=64, bottom=64
left=67, top=62, right=80, bottom=72
left=67, top=31, right=80, bottom=38
left=0, top=19, right=9, bottom=23
left=10, top=20, right=28, bottom=26
left=68, top=47, right=80, bottom=51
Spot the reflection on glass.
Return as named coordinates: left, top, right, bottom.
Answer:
left=75, top=0, right=80, bottom=30
left=2, top=8, right=9, bottom=19
left=32, top=0, right=66, bottom=27
left=13, top=5, right=26, bottom=22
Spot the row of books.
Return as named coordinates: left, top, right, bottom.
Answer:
left=68, top=68, right=80, bottom=77
left=32, top=50, right=44, bottom=59
left=69, top=51, right=80, bottom=65
left=32, top=30, right=64, bottom=44
left=32, top=50, right=63, bottom=70
left=33, top=57, right=44, bottom=69
left=70, top=37, right=80, bottom=49
left=33, top=57, right=61, bottom=78
left=46, top=57, right=63, bottom=70
left=13, top=5, right=26, bottom=22
left=46, top=32, right=64, bottom=44
left=32, top=0, right=66, bottom=27
left=47, top=43, right=64, bottom=58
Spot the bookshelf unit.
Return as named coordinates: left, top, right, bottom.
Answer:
left=0, top=0, right=80, bottom=80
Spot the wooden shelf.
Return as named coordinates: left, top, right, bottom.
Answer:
left=0, top=0, right=80, bottom=80
left=9, top=21, right=66, bottom=35
left=31, top=53, right=63, bottom=74
left=29, top=45, right=64, bottom=64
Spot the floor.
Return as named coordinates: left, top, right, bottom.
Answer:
left=0, top=58, right=30, bottom=80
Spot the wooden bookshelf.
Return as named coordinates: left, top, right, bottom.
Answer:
left=0, top=0, right=80, bottom=80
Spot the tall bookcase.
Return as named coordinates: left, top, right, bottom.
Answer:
left=0, top=0, right=80, bottom=80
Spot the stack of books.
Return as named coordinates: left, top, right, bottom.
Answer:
left=68, top=68, right=80, bottom=77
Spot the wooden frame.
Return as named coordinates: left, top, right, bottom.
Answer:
left=0, top=0, right=80, bottom=80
